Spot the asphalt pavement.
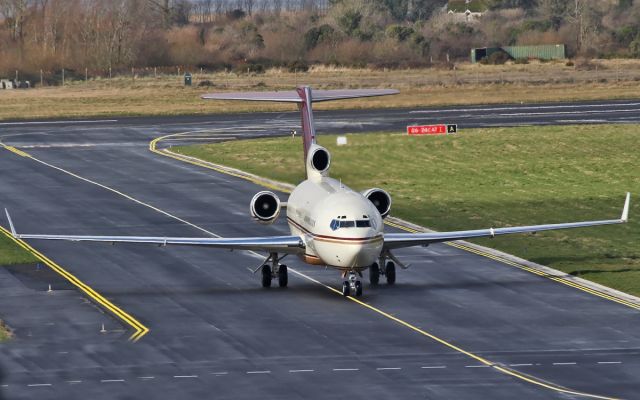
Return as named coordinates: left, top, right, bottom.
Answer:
left=0, top=100, right=639, bottom=399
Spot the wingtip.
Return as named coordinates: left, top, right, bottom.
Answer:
left=621, top=192, right=630, bottom=222
left=4, top=208, right=17, bottom=238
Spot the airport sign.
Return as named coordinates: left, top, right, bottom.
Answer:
left=407, top=124, right=457, bottom=135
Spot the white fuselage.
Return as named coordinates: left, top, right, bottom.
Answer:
left=286, top=177, right=384, bottom=271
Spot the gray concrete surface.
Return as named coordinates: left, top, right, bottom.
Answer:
left=0, top=101, right=639, bottom=399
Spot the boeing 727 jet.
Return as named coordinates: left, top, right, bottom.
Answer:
left=5, top=87, right=631, bottom=297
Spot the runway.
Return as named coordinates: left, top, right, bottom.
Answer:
left=1, top=99, right=639, bottom=399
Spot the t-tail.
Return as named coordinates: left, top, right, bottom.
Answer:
left=202, top=86, right=399, bottom=173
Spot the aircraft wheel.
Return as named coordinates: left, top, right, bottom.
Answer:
left=278, top=265, right=288, bottom=288
left=261, top=265, right=272, bottom=288
left=355, top=281, right=363, bottom=297
left=342, top=281, right=350, bottom=297
left=369, top=263, right=380, bottom=285
left=385, top=262, right=396, bottom=285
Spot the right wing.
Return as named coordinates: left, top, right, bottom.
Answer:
left=4, top=209, right=304, bottom=254
left=384, top=193, right=630, bottom=250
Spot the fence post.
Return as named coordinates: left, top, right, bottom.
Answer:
left=154, top=67, right=157, bottom=78
left=40, top=69, right=43, bottom=87
left=132, top=67, right=135, bottom=81
left=85, top=67, right=88, bottom=82
left=109, top=67, right=112, bottom=80
left=15, top=70, right=18, bottom=82
left=62, top=68, right=65, bottom=86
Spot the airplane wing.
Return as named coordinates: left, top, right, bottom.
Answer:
left=4, top=209, right=304, bottom=253
left=384, top=193, right=630, bottom=250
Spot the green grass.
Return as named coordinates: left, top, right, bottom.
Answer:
left=0, top=233, right=37, bottom=265
left=175, top=124, right=640, bottom=296
left=0, top=233, right=35, bottom=340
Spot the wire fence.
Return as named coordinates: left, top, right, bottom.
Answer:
left=3, top=61, right=640, bottom=89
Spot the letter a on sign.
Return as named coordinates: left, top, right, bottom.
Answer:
left=447, top=124, right=458, bottom=134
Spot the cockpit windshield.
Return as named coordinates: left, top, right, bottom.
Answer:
left=330, top=219, right=371, bottom=230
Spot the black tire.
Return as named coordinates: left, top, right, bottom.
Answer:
left=385, top=262, right=396, bottom=285
left=369, top=263, right=380, bottom=285
left=278, top=265, right=288, bottom=287
left=342, top=281, right=350, bottom=297
left=261, top=265, right=272, bottom=288
left=355, top=281, right=363, bottom=297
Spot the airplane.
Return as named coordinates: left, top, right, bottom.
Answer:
left=4, top=86, right=631, bottom=297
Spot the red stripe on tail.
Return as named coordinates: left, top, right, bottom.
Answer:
left=296, top=86, right=316, bottom=163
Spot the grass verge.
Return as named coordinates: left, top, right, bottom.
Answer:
left=174, top=124, right=640, bottom=296
left=0, top=233, right=38, bottom=266
left=1, top=61, right=640, bottom=120
left=0, top=233, right=36, bottom=340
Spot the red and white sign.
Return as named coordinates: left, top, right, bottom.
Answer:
left=407, top=124, right=457, bottom=135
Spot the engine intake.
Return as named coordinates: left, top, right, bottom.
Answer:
left=250, top=191, right=281, bottom=224
left=362, top=188, right=392, bottom=218
left=310, top=146, right=330, bottom=173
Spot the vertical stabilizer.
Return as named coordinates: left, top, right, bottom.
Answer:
left=296, top=86, right=316, bottom=163
left=202, top=87, right=399, bottom=172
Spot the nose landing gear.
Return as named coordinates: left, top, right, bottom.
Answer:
left=342, top=271, right=363, bottom=297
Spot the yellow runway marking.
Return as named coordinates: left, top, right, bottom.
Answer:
left=1, top=142, right=149, bottom=341
left=150, top=132, right=622, bottom=399
left=4, top=145, right=32, bottom=158
left=0, top=226, right=148, bottom=341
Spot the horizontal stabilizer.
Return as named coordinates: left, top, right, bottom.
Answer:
left=202, top=89, right=399, bottom=103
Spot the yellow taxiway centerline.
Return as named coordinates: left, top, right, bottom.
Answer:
left=149, top=131, right=624, bottom=400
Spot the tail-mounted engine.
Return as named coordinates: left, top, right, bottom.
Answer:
left=306, top=144, right=331, bottom=179
left=361, top=188, right=392, bottom=218
left=250, top=191, right=281, bottom=224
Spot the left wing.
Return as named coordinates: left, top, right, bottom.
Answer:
left=384, top=193, right=630, bottom=250
left=4, top=209, right=304, bottom=253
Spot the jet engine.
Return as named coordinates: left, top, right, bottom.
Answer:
left=250, top=191, right=281, bottom=224
left=361, top=188, right=392, bottom=218
left=308, top=145, right=331, bottom=174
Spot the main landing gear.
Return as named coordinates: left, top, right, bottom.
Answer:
left=368, top=260, right=396, bottom=286
left=259, top=252, right=288, bottom=288
left=342, top=271, right=363, bottom=297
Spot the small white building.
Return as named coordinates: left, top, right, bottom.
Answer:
left=1, top=79, right=15, bottom=89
